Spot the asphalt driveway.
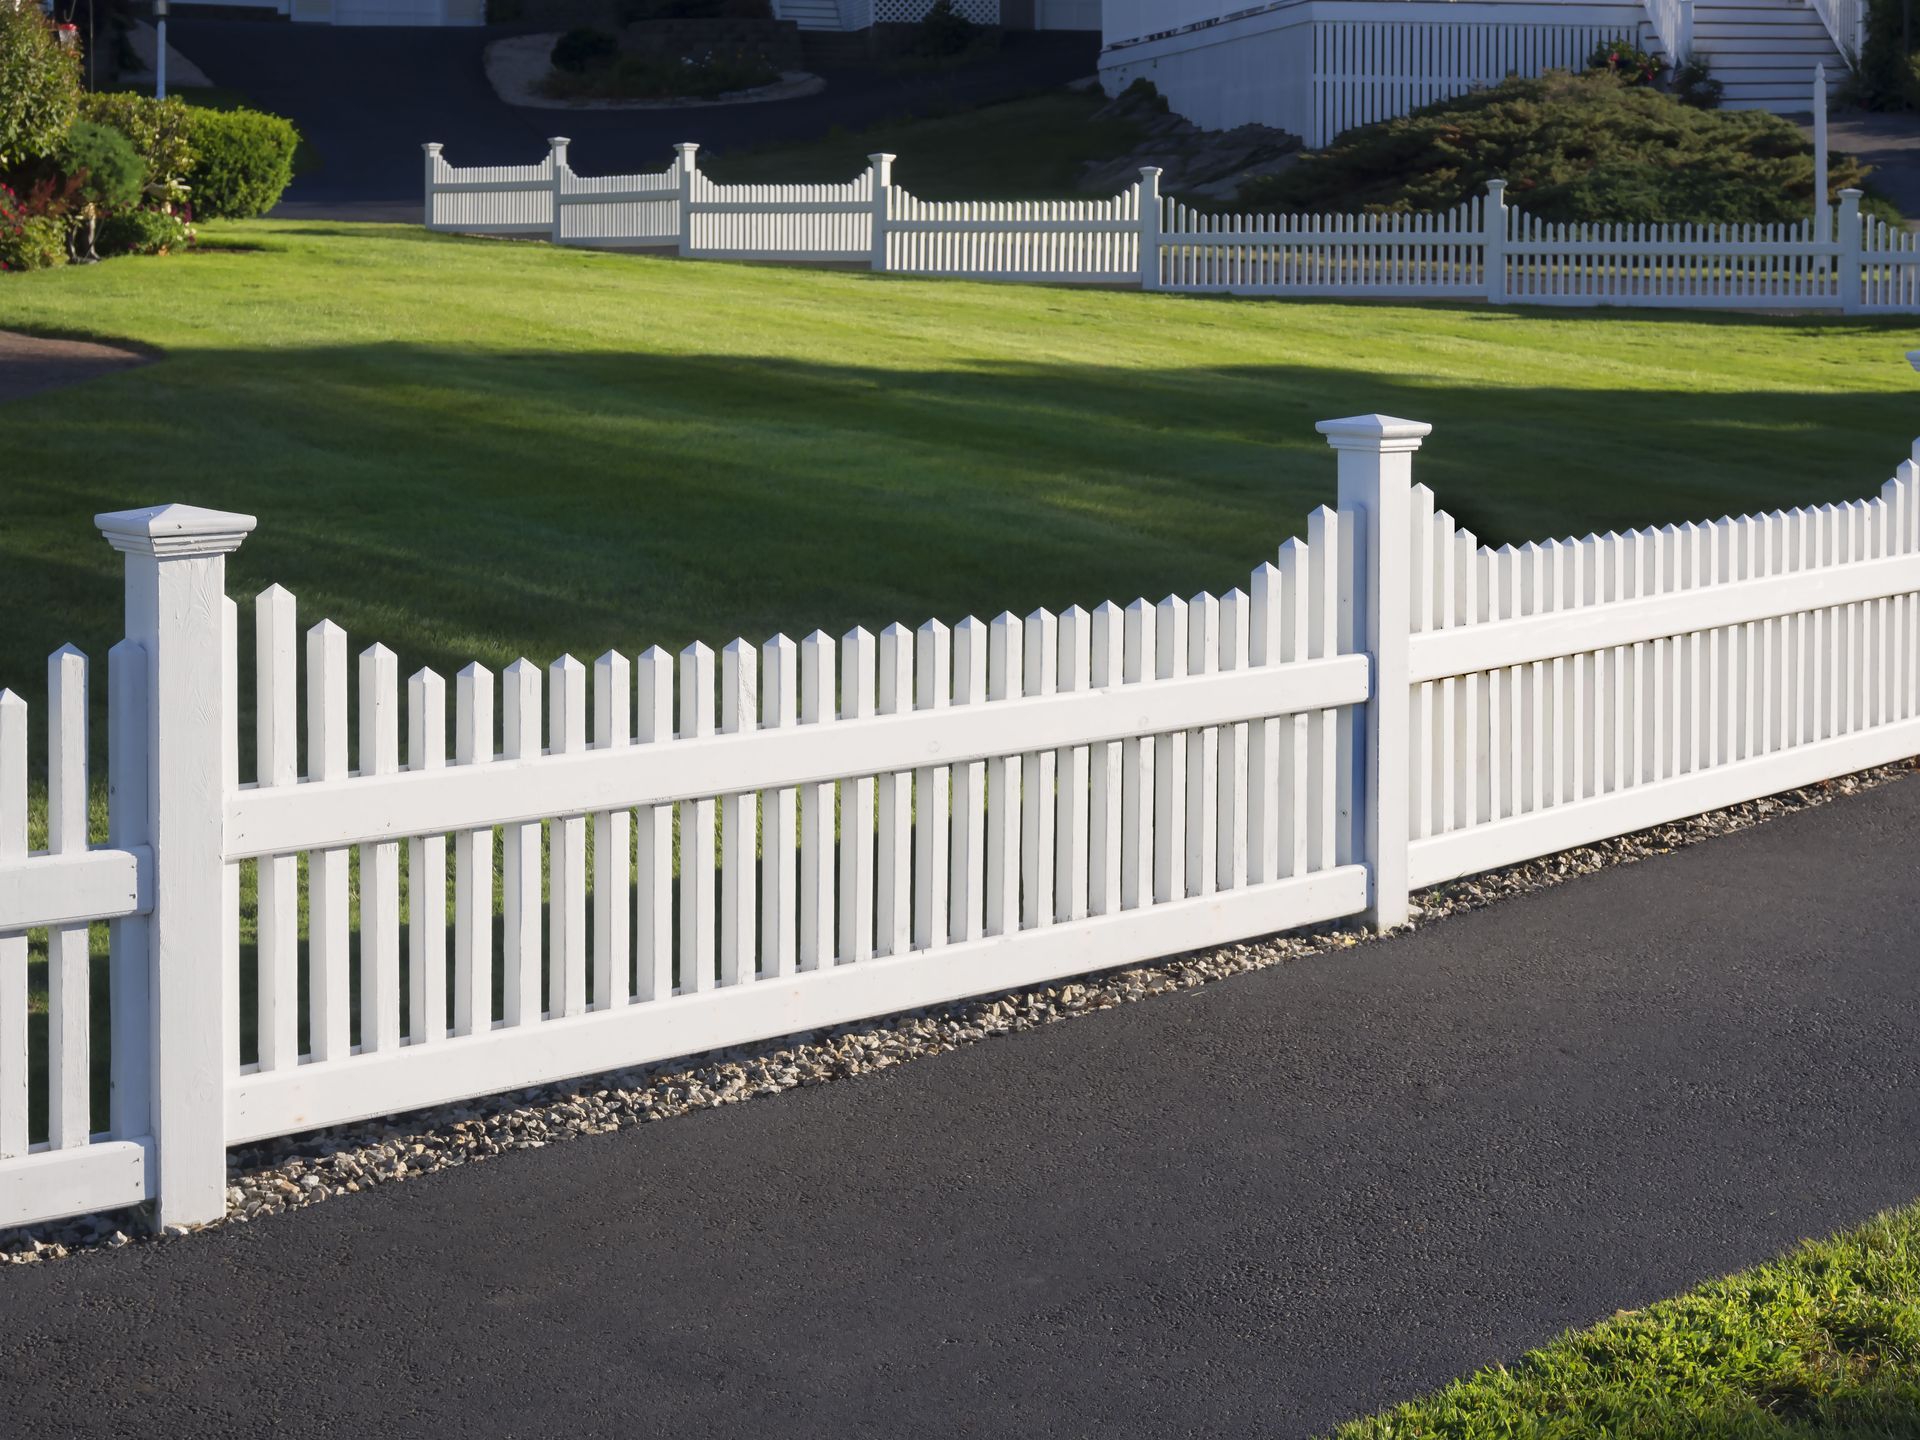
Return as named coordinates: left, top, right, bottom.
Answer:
left=169, top=19, right=1099, bottom=212
left=3, top=774, right=1918, bottom=1437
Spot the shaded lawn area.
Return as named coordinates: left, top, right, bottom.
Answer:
left=1, top=219, right=1916, bottom=1137
left=1332, top=1204, right=1920, bottom=1438
left=702, top=88, right=1149, bottom=198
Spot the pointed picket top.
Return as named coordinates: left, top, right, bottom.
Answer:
left=98, top=503, right=257, bottom=558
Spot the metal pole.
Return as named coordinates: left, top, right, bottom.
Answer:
left=155, top=0, right=168, bottom=101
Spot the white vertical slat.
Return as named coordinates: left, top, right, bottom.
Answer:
left=1186, top=592, right=1220, bottom=897
left=838, top=628, right=877, bottom=962
left=358, top=644, right=402, bottom=1054
left=254, top=586, right=299, bottom=1070
left=679, top=643, right=717, bottom=993
left=1247, top=564, right=1282, bottom=884
left=798, top=631, right=836, bottom=971
left=1307, top=508, right=1342, bottom=871
left=306, top=620, right=351, bottom=1061
left=1278, top=540, right=1311, bottom=877
left=591, top=651, right=631, bottom=1010
left=548, top=655, right=588, bottom=1018
left=1056, top=606, right=1092, bottom=924
left=634, top=647, right=675, bottom=1001
left=1088, top=602, right=1125, bottom=916
left=1122, top=599, right=1157, bottom=909
left=876, top=624, right=914, bottom=958
left=760, top=636, right=798, bottom=980
left=950, top=618, right=988, bottom=943
left=1022, top=609, right=1059, bottom=929
left=985, top=614, right=1023, bottom=937
left=720, top=640, right=759, bottom=986
left=47, top=646, right=89, bottom=1149
left=1153, top=595, right=1189, bottom=903
left=0, top=691, right=23, bottom=1158
left=407, top=667, right=447, bottom=1043
left=914, top=619, right=952, bottom=951
left=501, top=659, right=543, bottom=1027
left=1218, top=588, right=1251, bottom=891
left=453, top=664, right=494, bottom=1037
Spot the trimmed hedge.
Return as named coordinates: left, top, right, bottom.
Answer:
left=79, top=92, right=197, bottom=187
left=186, top=106, right=300, bottom=219
left=1247, top=70, right=1877, bottom=225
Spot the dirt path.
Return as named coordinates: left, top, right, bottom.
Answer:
left=0, top=330, right=149, bottom=404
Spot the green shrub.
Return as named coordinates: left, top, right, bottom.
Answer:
left=0, top=186, right=67, bottom=271
left=1670, top=55, right=1725, bottom=109
left=1245, top=70, right=1876, bottom=226
left=1585, top=35, right=1663, bottom=87
left=57, top=119, right=146, bottom=213
left=542, top=45, right=779, bottom=99
left=1850, top=0, right=1920, bottom=109
left=79, top=92, right=197, bottom=191
left=97, top=206, right=190, bottom=256
left=185, top=106, right=300, bottom=219
left=913, top=0, right=977, bottom=57
left=552, top=26, right=617, bottom=73
left=0, top=3, right=82, bottom=169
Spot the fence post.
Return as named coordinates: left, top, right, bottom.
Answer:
left=1839, top=187, right=1863, bottom=315
left=1483, top=179, right=1508, bottom=305
left=868, top=152, right=893, bottom=273
left=676, top=142, right=701, bottom=259
left=548, top=136, right=570, bottom=246
left=1138, top=166, right=1163, bottom=292
left=422, top=142, right=442, bottom=231
left=107, top=640, right=150, bottom=1145
left=1316, top=415, right=1429, bottom=931
left=97, top=503, right=256, bottom=1230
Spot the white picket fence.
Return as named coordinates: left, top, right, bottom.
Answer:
left=5, top=414, right=1920, bottom=1234
left=423, top=142, right=1920, bottom=313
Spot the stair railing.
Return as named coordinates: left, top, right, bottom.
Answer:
left=1807, top=0, right=1865, bottom=64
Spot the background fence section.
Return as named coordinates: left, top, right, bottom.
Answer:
left=8, top=419, right=1920, bottom=1235
left=557, top=146, right=681, bottom=248
left=884, top=180, right=1144, bottom=283
left=421, top=142, right=1920, bottom=313
left=1155, top=194, right=1487, bottom=297
left=686, top=155, right=875, bottom=263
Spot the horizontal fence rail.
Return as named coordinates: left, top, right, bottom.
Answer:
left=8, top=414, right=1920, bottom=1235
left=422, top=142, right=1915, bottom=314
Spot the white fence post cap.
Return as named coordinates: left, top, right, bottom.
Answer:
left=1316, top=415, right=1432, bottom=452
left=97, top=503, right=257, bottom=558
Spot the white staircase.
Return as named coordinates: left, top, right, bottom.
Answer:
left=774, top=0, right=846, bottom=29
left=1651, top=0, right=1848, bottom=113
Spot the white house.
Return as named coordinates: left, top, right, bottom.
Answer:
left=1097, top=0, right=1858, bottom=147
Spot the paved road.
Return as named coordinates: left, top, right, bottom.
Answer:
left=5, top=776, right=1919, bottom=1438
left=169, top=19, right=1099, bottom=211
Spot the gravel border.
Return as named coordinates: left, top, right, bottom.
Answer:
left=7, top=758, right=1914, bottom=1266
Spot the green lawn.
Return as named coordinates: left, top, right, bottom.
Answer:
left=1332, top=1204, right=1920, bottom=1437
